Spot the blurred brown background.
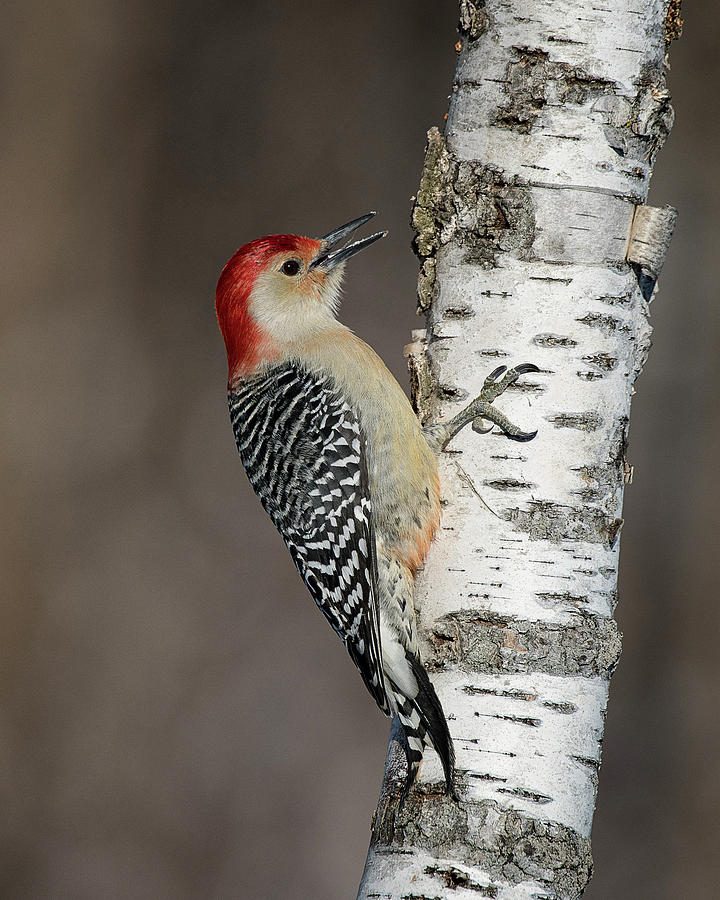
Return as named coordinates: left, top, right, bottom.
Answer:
left=1, top=1, right=717, bottom=897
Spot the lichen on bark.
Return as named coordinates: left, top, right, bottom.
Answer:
left=458, top=0, right=490, bottom=41
left=412, top=127, right=535, bottom=310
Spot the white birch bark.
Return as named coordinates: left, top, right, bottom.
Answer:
left=358, top=1, right=678, bottom=897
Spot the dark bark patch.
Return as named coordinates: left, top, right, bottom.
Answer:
left=573, top=487, right=602, bottom=502
left=503, top=498, right=623, bottom=547
left=556, top=68, right=615, bottom=105
left=606, top=517, right=623, bottom=548
left=412, top=127, right=536, bottom=278
left=412, top=128, right=453, bottom=310
left=456, top=163, right=536, bottom=268
left=494, top=49, right=549, bottom=134
left=416, top=258, right=437, bottom=313
left=427, top=609, right=622, bottom=678
left=576, top=312, right=628, bottom=335
left=582, top=352, right=618, bottom=372
left=377, top=791, right=593, bottom=899
left=603, top=76, right=674, bottom=171
left=571, top=417, right=629, bottom=499
left=493, top=48, right=615, bottom=135
left=407, top=342, right=436, bottom=424
left=401, top=895, right=444, bottom=900
left=633, top=79, right=675, bottom=164
left=532, top=333, right=578, bottom=348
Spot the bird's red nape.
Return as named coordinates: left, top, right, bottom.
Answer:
left=215, top=234, right=320, bottom=382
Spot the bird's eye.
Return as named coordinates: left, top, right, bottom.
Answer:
left=281, top=259, right=301, bottom=276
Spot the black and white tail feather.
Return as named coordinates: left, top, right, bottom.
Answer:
left=229, top=360, right=454, bottom=794
left=388, top=654, right=455, bottom=795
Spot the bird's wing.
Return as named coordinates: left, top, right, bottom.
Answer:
left=229, top=363, right=388, bottom=714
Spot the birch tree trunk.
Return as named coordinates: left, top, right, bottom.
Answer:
left=359, top=1, right=679, bottom=897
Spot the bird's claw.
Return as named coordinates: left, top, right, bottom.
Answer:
left=480, top=363, right=540, bottom=403
left=470, top=363, right=539, bottom=443
left=471, top=419, right=495, bottom=435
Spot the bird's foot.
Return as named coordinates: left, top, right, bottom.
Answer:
left=465, top=364, right=539, bottom=443
left=422, top=363, right=539, bottom=453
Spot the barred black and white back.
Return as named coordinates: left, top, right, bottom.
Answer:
left=229, top=361, right=454, bottom=792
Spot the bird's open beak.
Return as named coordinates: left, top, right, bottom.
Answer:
left=309, top=212, right=387, bottom=270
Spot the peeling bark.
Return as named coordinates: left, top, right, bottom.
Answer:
left=359, top=1, right=677, bottom=897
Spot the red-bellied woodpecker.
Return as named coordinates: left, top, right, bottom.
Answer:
left=215, top=213, right=537, bottom=794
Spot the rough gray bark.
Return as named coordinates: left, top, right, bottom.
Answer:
left=358, top=1, right=679, bottom=897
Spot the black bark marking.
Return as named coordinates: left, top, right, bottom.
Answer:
left=582, top=352, right=618, bottom=371
left=425, top=864, right=498, bottom=896
left=532, top=333, right=578, bottom=348
left=596, top=290, right=633, bottom=306
left=443, top=305, right=476, bottom=319
left=439, top=384, right=468, bottom=401
left=483, top=478, right=536, bottom=491
left=535, top=592, right=589, bottom=609
left=491, top=714, right=542, bottom=727
left=476, top=348, right=510, bottom=358
left=528, top=275, right=573, bottom=284
left=464, top=686, right=536, bottom=702
left=571, top=755, right=600, bottom=770
left=542, top=700, right=578, bottom=714
left=547, top=412, right=603, bottom=431
left=496, top=787, right=552, bottom=804
left=503, top=379, right=546, bottom=394
left=469, top=772, right=508, bottom=783
left=577, top=312, right=629, bottom=334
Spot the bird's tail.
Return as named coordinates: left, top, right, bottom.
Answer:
left=386, top=653, right=455, bottom=796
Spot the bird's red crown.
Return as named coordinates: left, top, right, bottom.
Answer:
left=215, top=234, right=320, bottom=382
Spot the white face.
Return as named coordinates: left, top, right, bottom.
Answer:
left=249, top=251, right=346, bottom=345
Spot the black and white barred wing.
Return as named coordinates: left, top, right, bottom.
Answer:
left=229, top=364, right=389, bottom=715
